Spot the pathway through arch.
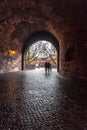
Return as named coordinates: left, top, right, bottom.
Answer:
left=0, top=69, right=87, bottom=129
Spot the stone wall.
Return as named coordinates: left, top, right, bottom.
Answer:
left=59, top=34, right=87, bottom=80
left=0, top=54, right=21, bottom=73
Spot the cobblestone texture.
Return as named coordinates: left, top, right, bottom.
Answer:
left=0, top=68, right=87, bottom=130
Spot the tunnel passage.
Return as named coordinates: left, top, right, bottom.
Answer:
left=0, top=0, right=87, bottom=80
left=22, top=31, right=59, bottom=71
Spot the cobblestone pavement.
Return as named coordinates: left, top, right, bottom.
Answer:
left=0, top=68, right=87, bottom=130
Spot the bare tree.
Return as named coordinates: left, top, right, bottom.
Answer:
left=25, top=41, right=57, bottom=64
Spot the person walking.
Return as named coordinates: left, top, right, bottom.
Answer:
left=44, top=61, right=48, bottom=73
left=44, top=61, right=51, bottom=73
left=47, top=62, right=51, bottom=72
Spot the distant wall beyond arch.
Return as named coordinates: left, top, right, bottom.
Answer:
left=22, top=31, right=59, bottom=71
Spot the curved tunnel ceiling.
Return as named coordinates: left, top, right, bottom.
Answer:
left=22, top=31, right=59, bottom=54
left=0, top=0, right=87, bottom=54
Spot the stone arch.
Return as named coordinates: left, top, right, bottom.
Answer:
left=22, top=31, right=59, bottom=71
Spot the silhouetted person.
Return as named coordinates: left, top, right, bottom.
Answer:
left=48, top=62, right=51, bottom=71
left=44, top=61, right=51, bottom=73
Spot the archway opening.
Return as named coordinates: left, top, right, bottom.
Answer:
left=24, top=40, right=58, bottom=71
left=22, top=31, right=59, bottom=71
